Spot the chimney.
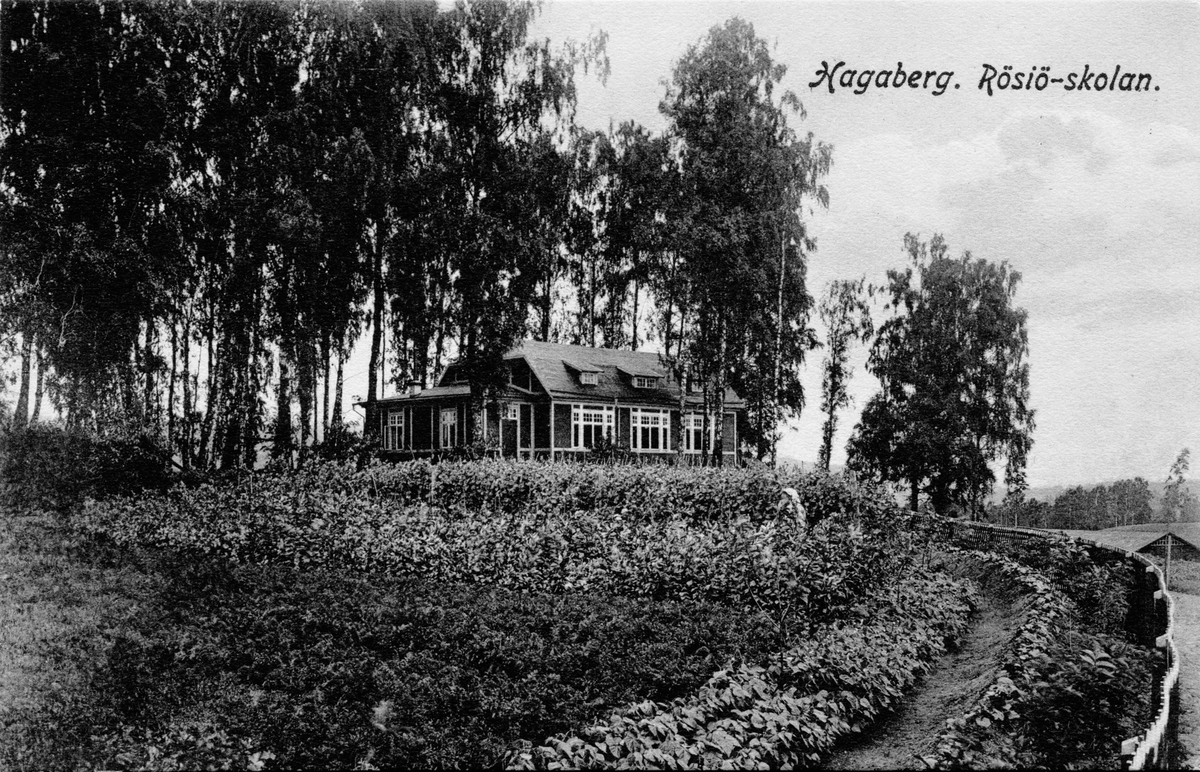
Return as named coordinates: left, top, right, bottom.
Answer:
left=405, top=379, right=423, bottom=397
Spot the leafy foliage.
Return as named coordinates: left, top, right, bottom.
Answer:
left=927, top=547, right=1153, bottom=769
left=659, top=17, right=830, bottom=461
left=83, top=558, right=780, bottom=770
left=848, top=233, right=1034, bottom=514
left=520, top=570, right=974, bottom=769
left=82, top=482, right=902, bottom=625
left=1, top=423, right=171, bottom=511
left=1163, top=448, right=1198, bottom=522
left=985, top=478, right=1156, bottom=530
left=63, top=460, right=977, bottom=770
left=817, top=277, right=873, bottom=471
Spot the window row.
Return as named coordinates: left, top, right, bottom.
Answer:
left=383, top=404, right=723, bottom=453
left=383, top=407, right=458, bottom=450
left=575, top=405, right=717, bottom=453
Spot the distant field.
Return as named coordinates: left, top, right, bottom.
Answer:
left=1149, top=556, right=1200, bottom=595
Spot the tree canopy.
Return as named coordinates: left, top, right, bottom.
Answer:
left=659, top=17, right=830, bottom=462
left=817, top=277, right=872, bottom=471
left=847, top=234, right=1034, bottom=514
left=2, top=4, right=833, bottom=468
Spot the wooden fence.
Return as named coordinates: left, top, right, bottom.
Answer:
left=948, top=520, right=1180, bottom=770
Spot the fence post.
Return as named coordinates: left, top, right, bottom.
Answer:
left=1121, top=737, right=1138, bottom=770
left=1145, top=564, right=1161, bottom=648
left=1165, top=534, right=1173, bottom=592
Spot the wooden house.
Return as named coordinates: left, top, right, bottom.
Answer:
left=361, top=340, right=745, bottom=461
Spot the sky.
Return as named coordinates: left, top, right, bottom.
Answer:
left=513, top=0, right=1200, bottom=489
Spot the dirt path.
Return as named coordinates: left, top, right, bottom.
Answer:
left=822, top=592, right=1016, bottom=770
left=1172, top=591, right=1200, bottom=768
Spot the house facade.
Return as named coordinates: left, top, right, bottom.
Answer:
left=362, top=340, right=744, bottom=462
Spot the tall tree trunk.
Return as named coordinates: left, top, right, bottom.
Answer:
left=365, top=233, right=384, bottom=440
left=712, top=318, right=727, bottom=467
left=296, top=339, right=313, bottom=463
left=434, top=323, right=446, bottom=377
left=466, top=317, right=483, bottom=446
left=819, top=411, right=835, bottom=471
left=242, top=322, right=261, bottom=470
left=168, top=317, right=177, bottom=459
left=631, top=273, right=639, bottom=349
left=332, top=339, right=345, bottom=434
left=12, top=332, right=32, bottom=429
left=675, top=361, right=686, bottom=460
left=772, top=234, right=786, bottom=467
left=29, top=340, right=42, bottom=424
left=180, top=311, right=193, bottom=468
left=274, top=351, right=293, bottom=464
left=197, top=316, right=218, bottom=469
left=588, top=261, right=596, bottom=347
left=312, top=356, right=320, bottom=446
left=143, top=312, right=157, bottom=436
left=321, top=333, right=331, bottom=441
left=540, top=275, right=552, bottom=342
left=662, top=251, right=677, bottom=361
left=909, top=473, right=920, bottom=512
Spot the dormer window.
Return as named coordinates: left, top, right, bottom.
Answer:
left=563, top=359, right=600, bottom=386
left=633, top=375, right=658, bottom=389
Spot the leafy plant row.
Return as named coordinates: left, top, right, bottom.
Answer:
left=248, top=458, right=901, bottom=526
left=927, top=549, right=1153, bottom=769
left=952, top=530, right=1136, bottom=637
left=81, top=475, right=913, bottom=622
left=517, top=569, right=975, bottom=770
left=87, top=560, right=784, bottom=771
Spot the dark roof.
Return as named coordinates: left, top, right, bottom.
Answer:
left=361, top=340, right=746, bottom=409
left=561, top=359, right=600, bottom=374
left=617, top=364, right=666, bottom=379
left=1107, top=522, right=1200, bottom=540
left=368, top=384, right=471, bottom=407
left=508, top=340, right=744, bottom=408
left=1051, top=529, right=1169, bottom=553
left=1043, top=526, right=1200, bottom=556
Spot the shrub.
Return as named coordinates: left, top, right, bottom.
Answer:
left=0, top=424, right=172, bottom=511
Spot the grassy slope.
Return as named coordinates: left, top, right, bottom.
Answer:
left=0, top=507, right=162, bottom=771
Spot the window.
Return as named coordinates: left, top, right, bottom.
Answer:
left=632, top=375, right=658, bottom=389
left=571, top=404, right=614, bottom=449
left=631, top=408, right=669, bottom=451
left=683, top=412, right=714, bottom=454
left=440, top=407, right=458, bottom=448
left=579, top=371, right=598, bottom=386
left=385, top=410, right=405, bottom=450
left=504, top=403, right=519, bottom=420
